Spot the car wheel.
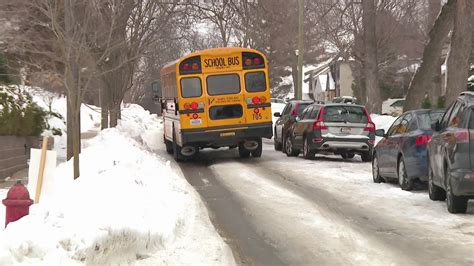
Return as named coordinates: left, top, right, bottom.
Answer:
left=428, top=165, right=445, bottom=201
left=372, top=154, right=384, bottom=183
left=238, top=142, right=251, bottom=158
left=398, top=158, right=414, bottom=191
left=303, top=137, right=315, bottom=159
left=274, top=129, right=282, bottom=151
left=251, top=138, right=263, bottom=158
left=446, top=171, right=468, bottom=214
left=285, top=135, right=300, bottom=157
left=361, top=151, right=373, bottom=162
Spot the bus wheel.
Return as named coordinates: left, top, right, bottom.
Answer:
left=238, top=142, right=251, bottom=158
left=251, top=138, right=263, bottom=158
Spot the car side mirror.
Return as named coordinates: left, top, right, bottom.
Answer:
left=273, top=112, right=281, bottom=117
left=375, top=129, right=385, bottom=137
left=432, top=121, right=441, bottom=131
left=295, top=116, right=301, bottom=122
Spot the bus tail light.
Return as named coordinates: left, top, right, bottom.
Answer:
left=416, top=135, right=432, bottom=146
left=259, top=96, right=267, bottom=103
left=184, top=103, right=191, bottom=110
left=192, top=113, right=199, bottom=119
left=245, top=58, right=252, bottom=66
left=254, top=108, right=259, bottom=114
left=252, top=96, right=260, bottom=104
left=190, top=102, right=199, bottom=110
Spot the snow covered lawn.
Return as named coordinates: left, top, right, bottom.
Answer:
left=0, top=105, right=233, bottom=265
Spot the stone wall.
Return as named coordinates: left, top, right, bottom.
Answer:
left=0, top=136, right=53, bottom=179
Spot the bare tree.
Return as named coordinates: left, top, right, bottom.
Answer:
left=445, top=0, right=474, bottom=103
left=404, top=0, right=456, bottom=111
left=362, top=0, right=382, bottom=113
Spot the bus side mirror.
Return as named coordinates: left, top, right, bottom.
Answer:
left=151, top=82, right=162, bottom=96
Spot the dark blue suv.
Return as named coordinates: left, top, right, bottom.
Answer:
left=428, top=92, right=474, bottom=213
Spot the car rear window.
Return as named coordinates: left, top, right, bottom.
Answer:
left=207, top=74, right=240, bottom=95
left=417, top=112, right=444, bottom=129
left=296, top=103, right=310, bottom=115
left=323, top=106, right=368, bottom=123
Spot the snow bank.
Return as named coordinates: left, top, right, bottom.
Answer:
left=0, top=104, right=233, bottom=265
left=371, top=114, right=397, bottom=145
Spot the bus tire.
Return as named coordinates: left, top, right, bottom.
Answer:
left=238, top=142, right=251, bottom=158
left=251, top=138, right=263, bottom=158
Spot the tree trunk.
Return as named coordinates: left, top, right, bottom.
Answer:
left=109, top=102, right=120, bottom=128
left=404, top=0, right=456, bottom=111
left=445, top=0, right=474, bottom=104
left=362, top=0, right=381, bottom=113
left=428, top=0, right=442, bottom=33
left=67, top=98, right=73, bottom=160
left=100, top=87, right=109, bottom=129
left=72, top=109, right=80, bottom=179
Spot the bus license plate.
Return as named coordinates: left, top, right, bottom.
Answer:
left=220, top=132, right=235, bottom=137
left=190, top=119, right=202, bottom=126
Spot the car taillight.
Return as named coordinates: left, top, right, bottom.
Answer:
left=455, top=130, right=469, bottom=143
left=415, top=135, right=432, bottom=146
left=464, top=173, right=474, bottom=180
left=364, top=122, right=376, bottom=132
left=313, top=121, right=328, bottom=130
left=291, top=103, right=299, bottom=117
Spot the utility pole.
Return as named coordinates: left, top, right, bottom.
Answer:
left=296, top=0, right=304, bottom=100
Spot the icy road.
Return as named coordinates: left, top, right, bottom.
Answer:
left=164, top=139, right=474, bottom=266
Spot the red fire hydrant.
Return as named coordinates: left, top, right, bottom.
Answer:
left=2, top=181, right=34, bottom=228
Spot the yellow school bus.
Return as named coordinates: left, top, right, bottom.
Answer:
left=160, top=47, right=272, bottom=161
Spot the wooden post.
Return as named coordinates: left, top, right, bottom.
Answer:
left=35, top=136, right=48, bottom=203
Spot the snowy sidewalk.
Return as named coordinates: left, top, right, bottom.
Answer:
left=0, top=105, right=234, bottom=265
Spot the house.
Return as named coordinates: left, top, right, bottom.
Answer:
left=304, top=58, right=353, bottom=102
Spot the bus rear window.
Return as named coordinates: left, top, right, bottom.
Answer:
left=181, top=77, right=202, bottom=98
left=209, top=105, right=243, bottom=120
left=245, top=72, right=266, bottom=92
left=207, top=74, right=240, bottom=95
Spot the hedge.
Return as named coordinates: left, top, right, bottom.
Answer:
left=0, top=86, right=48, bottom=136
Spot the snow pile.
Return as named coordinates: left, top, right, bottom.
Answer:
left=371, top=114, right=397, bottom=145
left=0, top=105, right=233, bottom=265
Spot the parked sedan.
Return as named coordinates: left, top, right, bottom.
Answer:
left=428, top=92, right=474, bottom=213
left=285, top=103, right=375, bottom=161
left=372, top=109, right=444, bottom=191
left=273, top=100, right=313, bottom=151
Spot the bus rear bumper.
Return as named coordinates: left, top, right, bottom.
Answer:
left=181, top=123, right=273, bottom=147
